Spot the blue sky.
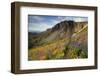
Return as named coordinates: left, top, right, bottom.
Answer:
left=28, top=15, right=88, bottom=32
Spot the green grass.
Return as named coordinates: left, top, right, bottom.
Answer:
left=28, top=26, right=88, bottom=60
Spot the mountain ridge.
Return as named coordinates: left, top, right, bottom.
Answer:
left=28, top=20, right=88, bottom=60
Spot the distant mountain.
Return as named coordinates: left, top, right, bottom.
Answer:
left=28, top=20, right=88, bottom=60
left=29, top=32, right=38, bottom=35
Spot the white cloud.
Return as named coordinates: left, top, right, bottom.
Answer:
left=29, top=15, right=45, bottom=23
left=58, top=16, right=88, bottom=22
left=28, top=23, right=53, bottom=32
left=74, top=17, right=88, bottom=22
left=31, top=16, right=43, bottom=21
left=65, top=16, right=88, bottom=22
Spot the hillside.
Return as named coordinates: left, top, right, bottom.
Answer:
left=28, top=20, right=88, bottom=60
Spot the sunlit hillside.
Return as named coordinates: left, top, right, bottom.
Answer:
left=28, top=21, right=88, bottom=60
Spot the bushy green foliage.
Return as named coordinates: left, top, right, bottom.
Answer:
left=62, top=45, right=87, bottom=59
left=80, top=51, right=88, bottom=58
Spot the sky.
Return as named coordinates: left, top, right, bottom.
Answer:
left=28, top=15, right=88, bottom=32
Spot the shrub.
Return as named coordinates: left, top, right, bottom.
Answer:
left=80, top=51, right=88, bottom=58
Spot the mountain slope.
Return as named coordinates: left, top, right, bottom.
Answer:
left=28, top=20, right=88, bottom=60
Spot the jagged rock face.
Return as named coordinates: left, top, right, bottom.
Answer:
left=48, top=21, right=75, bottom=41
left=47, top=20, right=87, bottom=38
left=52, top=21, right=74, bottom=32
left=44, top=21, right=87, bottom=42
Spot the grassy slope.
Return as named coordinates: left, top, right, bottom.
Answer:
left=28, top=26, right=88, bottom=60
